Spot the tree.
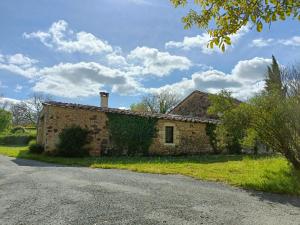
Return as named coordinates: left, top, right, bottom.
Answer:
left=10, top=102, right=33, bottom=126
left=247, top=63, right=300, bottom=169
left=170, top=0, right=300, bottom=51
left=208, top=90, right=250, bottom=154
left=27, top=93, right=52, bottom=124
left=265, top=55, right=285, bottom=95
left=140, top=92, right=180, bottom=114
left=207, top=90, right=239, bottom=115
left=10, top=93, right=52, bottom=126
left=281, top=64, right=300, bottom=98
left=249, top=93, right=300, bottom=169
left=0, top=109, right=12, bottom=133
left=130, top=102, right=149, bottom=112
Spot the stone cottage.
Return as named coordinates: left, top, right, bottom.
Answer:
left=37, top=91, right=218, bottom=156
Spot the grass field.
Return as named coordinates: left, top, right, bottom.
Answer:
left=0, top=145, right=299, bottom=195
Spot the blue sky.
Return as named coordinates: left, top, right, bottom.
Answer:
left=0, top=0, right=300, bottom=108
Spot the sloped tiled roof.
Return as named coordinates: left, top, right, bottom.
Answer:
left=43, top=101, right=219, bottom=124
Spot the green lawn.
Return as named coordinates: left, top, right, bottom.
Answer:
left=0, top=145, right=299, bottom=195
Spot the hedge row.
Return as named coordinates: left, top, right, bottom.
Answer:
left=0, top=134, right=36, bottom=146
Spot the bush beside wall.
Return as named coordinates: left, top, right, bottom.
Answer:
left=56, top=125, right=90, bottom=157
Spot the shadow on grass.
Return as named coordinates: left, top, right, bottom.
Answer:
left=83, top=154, right=269, bottom=165
left=13, top=150, right=276, bottom=167
left=14, top=151, right=247, bottom=164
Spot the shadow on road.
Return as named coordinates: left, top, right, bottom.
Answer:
left=247, top=190, right=300, bottom=208
left=12, top=158, right=65, bottom=168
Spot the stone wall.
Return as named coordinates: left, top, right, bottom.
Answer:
left=37, top=105, right=213, bottom=156
left=37, top=105, right=109, bottom=156
left=149, top=119, right=212, bottom=155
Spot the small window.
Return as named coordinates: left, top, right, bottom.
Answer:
left=165, top=126, right=174, bottom=144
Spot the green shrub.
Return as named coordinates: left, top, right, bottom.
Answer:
left=57, top=125, right=90, bottom=157
left=0, top=133, right=36, bottom=146
left=11, top=126, right=27, bottom=134
left=28, top=140, right=44, bottom=154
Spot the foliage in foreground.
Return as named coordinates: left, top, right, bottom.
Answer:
left=171, top=0, right=300, bottom=51
left=0, top=145, right=299, bottom=196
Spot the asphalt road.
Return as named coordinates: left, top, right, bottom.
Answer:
left=0, top=156, right=300, bottom=225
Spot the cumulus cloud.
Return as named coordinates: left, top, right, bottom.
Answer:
left=0, top=53, right=38, bottom=78
left=165, top=26, right=249, bottom=53
left=24, top=20, right=113, bottom=54
left=106, top=52, right=128, bottom=67
left=127, top=47, right=192, bottom=76
left=231, top=57, right=272, bottom=81
left=1, top=46, right=192, bottom=98
left=147, top=57, right=271, bottom=100
left=8, top=54, right=38, bottom=67
left=33, top=62, right=142, bottom=98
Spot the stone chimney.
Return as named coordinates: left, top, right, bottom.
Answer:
left=100, top=92, right=109, bottom=108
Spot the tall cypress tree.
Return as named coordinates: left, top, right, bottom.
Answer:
left=265, top=55, right=285, bottom=95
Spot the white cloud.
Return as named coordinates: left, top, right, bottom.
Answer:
left=0, top=53, right=38, bottom=78
left=33, top=62, right=142, bottom=98
left=127, top=46, right=192, bottom=76
left=231, top=57, right=272, bottom=81
left=24, top=20, right=113, bottom=54
left=0, top=54, right=4, bottom=63
left=165, top=26, right=249, bottom=53
left=251, top=38, right=274, bottom=47
left=106, top=52, right=128, bottom=66
left=0, top=97, right=20, bottom=108
left=251, top=36, right=300, bottom=48
left=147, top=57, right=271, bottom=100
left=165, top=33, right=213, bottom=52
left=279, top=36, right=300, bottom=46
left=8, top=54, right=38, bottom=67
left=0, top=46, right=192, bottom=98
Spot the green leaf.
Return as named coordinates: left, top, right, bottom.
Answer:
left=256, top=21, right=263, bottom=32
left=221, top=44, right=225, bottom=52
left=251, top=14, right=256, bottom=23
